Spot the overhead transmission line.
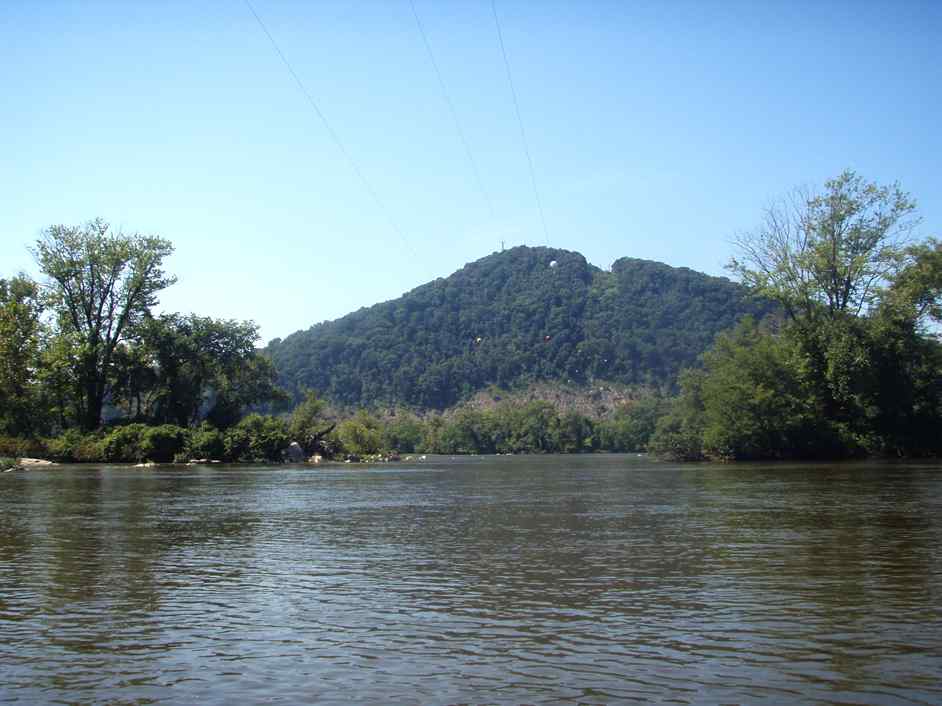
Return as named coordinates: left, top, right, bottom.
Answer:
left=491, top=0, right=550, bottom=246
left=243, top=0, right=416, bottom=258
left=409, top=0, right=495, bottom=221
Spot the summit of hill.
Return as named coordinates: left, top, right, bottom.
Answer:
left=265, top=246, right=773, bottom=410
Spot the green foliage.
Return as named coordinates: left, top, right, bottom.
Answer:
left=657, top=172, right=942, bottom=461
left=381, top=413, right=424, bottom=453
left=597, top=397, right=668, bottom=451
left=0, top=275, right=46, bottom=436
left=0, top=436, right=48, bottom=459
left=36, top=331, right=82, bottom=432
left=437, top=408, right=495, bottom=454
left=558, top=411, right=597, bottom=453
left=0, top=457, right=16, bottom=471
left=112, top=313, right=283, bottom=429
left=2, top=222, right=282, bottom=438
left=335, top=412, right=383, bottom=456
left=652, top=301, right=942, bottom=461
left=43, top=425, right=186, bottom=463
left=498, top=401, right=561, bottom=453
left=98, top=424, right=149, bottom=462
left=45, top=429, right=100, bottom=462
left=648, top=371, right=707, bottom=461
left=729, top=171, right=918, bottom=324
left=223, top=414, right=289, bottom=462
left=404, top=400, right=610, bottom=455
left=33, top=219, right=177, bottom=430
left=140, top=425, right=188, bottom=462
left=186, top=422, right=225, bottom=460
left=696, top=319, right=832, bottom=460
left=649, top=318, right=884, bottom=461
left=288, top=389, right=334, bottom=455
left=880, top=238, right=942, bottom=331
left=267, top=247, right=771, bottom=410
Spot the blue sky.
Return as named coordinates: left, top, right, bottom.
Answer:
left=2, top=0, right=939, bottom=343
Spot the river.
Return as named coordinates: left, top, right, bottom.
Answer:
left=1, top=455, right=940, bottom=704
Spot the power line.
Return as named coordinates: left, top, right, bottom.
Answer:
left=491, top=0, right=550, bottom=246
left=409, top=0, right=495, bottom=221
left=243, top=0, right=415, bottom=257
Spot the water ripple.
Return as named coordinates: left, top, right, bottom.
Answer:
left=2, top=457, right=941, bottom=704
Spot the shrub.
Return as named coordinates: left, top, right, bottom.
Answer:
left=99, top=424, right=149, bottom=462
left=336, top=413, right=383, bottom=456
left=380, top=414, right=424, bottom=453
left=648, top=412, right=705, bottom=461
left=45, top=429, right=99, bottom=462
left=0, top=435, right=47, bottom=459
left=1, top=456, right=17, bottom=471
left=186, top=422, right=225, bottom=460
left=141, top=425, right=188, bottom=462
left=224, top=414, right=289, bottom=462
left=596, top=399, right=660, bottom=452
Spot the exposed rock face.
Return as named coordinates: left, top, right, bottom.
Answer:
left=17, top=458, right=57, bottom=467
left=285, top=442, right=305, bottom=463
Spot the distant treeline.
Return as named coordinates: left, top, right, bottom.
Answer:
left=0, top=396, right=665, bottom=464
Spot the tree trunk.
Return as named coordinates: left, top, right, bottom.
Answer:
left=81, top=359, right=105, bottom=432
left=82, top=383, right=101, bottom=431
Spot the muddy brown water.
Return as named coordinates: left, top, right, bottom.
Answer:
left=1, top=455, right=940, bottom=704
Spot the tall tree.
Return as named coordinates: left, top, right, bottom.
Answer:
left=682, top=173, right=942, bottom=459
left=32, top=219, right=175, bottom=430
left=728, top=171, right=919, bottom=325
left=879, top=239, right=942, bottom=332
left=137, top=314, right=282, bottom=428
left=0, top=275, right=45, bottom=435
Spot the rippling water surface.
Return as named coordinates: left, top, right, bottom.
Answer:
left=1, top=455, right=941, bottom=704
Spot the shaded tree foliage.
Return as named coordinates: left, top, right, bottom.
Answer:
left=0, top=275, right=45, bottom=435
left=288, top=389, right=335, bottom=455
left=125, top=314, right=281, bottom=428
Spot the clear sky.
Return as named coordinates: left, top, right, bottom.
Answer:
left=2, top=0, right=939, bottom=343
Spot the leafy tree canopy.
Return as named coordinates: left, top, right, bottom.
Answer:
left=728, top=171, right=920, bottom=324
left=32, top=218, right=176, bottom=430
left=267, top=247, right=772, bottom=410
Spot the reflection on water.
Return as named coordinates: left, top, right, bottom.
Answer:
left=1, top=456, right=940, bottom=704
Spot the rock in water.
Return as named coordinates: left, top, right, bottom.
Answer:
left=285, top=442, right=305, bottom=463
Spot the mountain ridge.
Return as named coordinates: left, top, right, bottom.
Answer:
left=266, top=246, right=773, bottom=409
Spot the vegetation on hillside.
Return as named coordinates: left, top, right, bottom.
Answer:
left=266, top=247, right=773, bottom=409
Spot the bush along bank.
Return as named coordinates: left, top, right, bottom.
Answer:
left=0, top=392, right=667, bottom=466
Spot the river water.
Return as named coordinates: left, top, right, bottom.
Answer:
left=1, top=455, right=940, bottom=705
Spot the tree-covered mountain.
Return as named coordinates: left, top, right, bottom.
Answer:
left=266, top=247, right=773, bottom=409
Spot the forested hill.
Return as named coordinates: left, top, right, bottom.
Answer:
left=265, top=247, right=773, bottom=409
